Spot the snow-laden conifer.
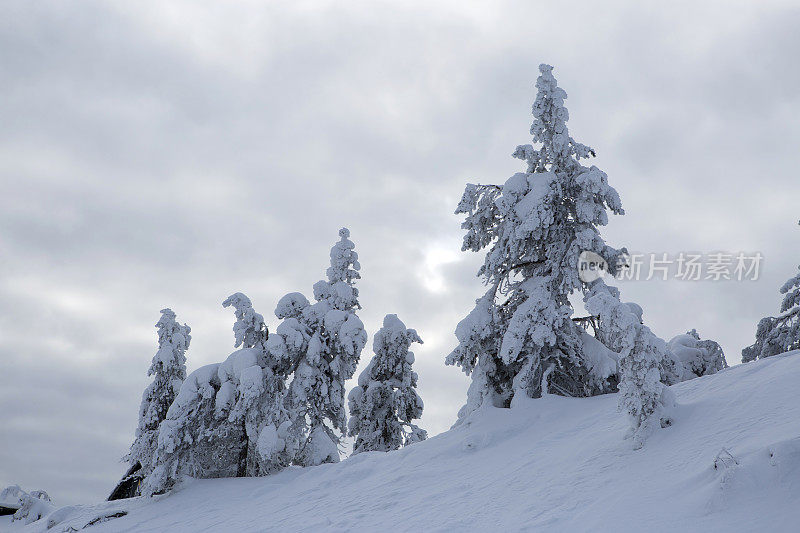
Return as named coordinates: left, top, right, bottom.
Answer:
left=448, top=64, right=626, bottom=419
left=222, top=292, right=269, bottom=350
left=216, top=293, right=292, bottom=478
left=742, top=279, right=800, bottom=362
left=131, top=309, right=191, bottom=469
left=269, top=228, right=367, bottom=466
left=2, top=485, right=55, bottom=525
left=142, top=295, right=292, bottom=495
left=113, top=309, right=190, bottom=499
left=584, top=282, right=674, bottom=448
left=348, top=314, right=426, bottom=453
left=618, top=326, right=675, bottom=449
left=742, top=222, right=800, bottom=362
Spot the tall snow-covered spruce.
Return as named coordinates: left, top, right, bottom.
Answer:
left=668, top=329, right=727, bottom=380
left=111, top=309, right=190, bottom=500
left=743, top=221, right=800, bottom=362
left=448, top=63, right=674, bottom=447
left=269, top=228, right=367, bottom=466
left=218, top=293, right=292, bottom=477
left=447, top=64, right=627, bottom=418
left=222, top=292, right=269, bottom=351
left=348, top=314, right=427, bottom=453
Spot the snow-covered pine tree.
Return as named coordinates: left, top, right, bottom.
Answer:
left=447, top=64, right=626, bottom=419
left=2, top=486, right=55, bottom=525
left=142, top=294, right=293, bottom=496
left=584, top=281, right=674, bottom=449
left=218, top=293, right=293, bottom=477
left=271, top=228, right=368, bottom=466
left=348, top=314, right=426, bottom=453
left=742, top=222, right=800, bottom=362
left=222, top=292, right=269, bottom=351
left=112, top=309, right=190, bottom=500
left=618, top=325, right=675, bottom=450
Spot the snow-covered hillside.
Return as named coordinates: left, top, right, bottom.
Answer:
left=5, top=352, right=800, bottom=532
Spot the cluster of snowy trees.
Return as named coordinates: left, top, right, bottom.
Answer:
left=112, top=229, right=427, bottom=499
left=447, top=64, right=728, bottom=448
left=742, top=226, right=800, bottom=362
left=109, top=62, right=796, bottom=495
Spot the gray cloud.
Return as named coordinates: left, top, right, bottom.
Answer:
left=1, top=0, right=798, bottom=505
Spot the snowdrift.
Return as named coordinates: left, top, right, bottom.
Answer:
left=5, top=351, right=800, bottom=532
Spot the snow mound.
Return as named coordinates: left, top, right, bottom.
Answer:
left=7, top=352, right=800, bottom=532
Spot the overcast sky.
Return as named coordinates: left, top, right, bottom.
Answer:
left=1, top=1, right=798, bottom=506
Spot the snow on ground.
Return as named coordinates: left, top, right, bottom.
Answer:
left=6, top=352, right=800, bottom=532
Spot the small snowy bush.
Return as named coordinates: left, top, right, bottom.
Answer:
left=222, top=292, right=269, bottom=350
left=348, top=314, right=426, bottom=453
left=669, top=329, right=727, bottom=380
left=585, top=281, right=674, bottom=448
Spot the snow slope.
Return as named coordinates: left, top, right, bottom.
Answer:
left=5, top=351, right=800, bottom=532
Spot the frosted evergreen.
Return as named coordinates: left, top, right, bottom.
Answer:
left=668, top=329, right=727, bottom=379
left=742, top=222, right=800, bottom=362
left=348, top=314, right=426, bottom=453
left=270, top=228, right=367, bottom=466
left=118, top=308, right=190, bottom=497
left=585, top=281, right=674, bottom=448
left=448, top=64, right=627, bottom=419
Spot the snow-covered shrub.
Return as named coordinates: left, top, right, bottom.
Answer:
left=217, top=345, right=293, bottom=477
left=448, top=64, right=627, bottom=420
left=140, top=363, right=228, bottom=495
left=0, top=485, right=25, bottom=513
left=618, top=329, right=675, bottom=450
left=276, top=228, right=368, bottom=466
left=668, top=329, right=727, bottom=380
left=743, top=247, right=800, bottom=362
left=114, top=309, right=190, bottom=499
left=348, top=314, right=426, bottom=453
left=45, top=508, right=128, bottom=531
left=778, top=265, right=800, bottom=349
left=142, top=295, right=293, bottom=495
left=1, top=485, right=55, bottom=525
left=13, top=493, right=55, bottom=525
